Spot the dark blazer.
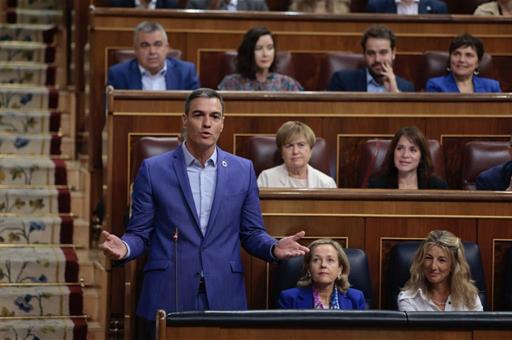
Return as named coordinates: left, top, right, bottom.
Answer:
left=425, top=73, right=502, bottom=93
left=326, top=68, right=415, bottom=92
left=123, top=146, right=276, bottom=320
left=368, top=174, right=448, bottom=189
left=186, top=0, right=268, bottom=10
left=476, top=160, right=512, bottom=191
left=107, top=57, right=199, bottom=90
left=108, top=0, right=180, bottom=8
left=278, top=286, right=366, bottom=310
left=366, top=0, right=448, bottom=14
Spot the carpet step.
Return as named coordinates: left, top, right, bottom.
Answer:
left=0, top=156, right=67, bottom=185
left=0, top=109, right=64, bottom=134
left=0, top=215, right=75, bottom=244
left=0, top=62, right=56, bottom=86
left=0, top=84, right=58, bottom=109
left=0, top=318, right=87, bottom=340
left=0, top=23, right=57, bottom=44
left=0, top=41, right=54, bottom=63
left=0, top=133, right=61, bottom=155
left=0, top=187, right=69, bottom=214
left=0, top=285, right=83, bottom=317
left=6, top=8, right=64, bottom=25
left=0, top=247, right=78, bottom=283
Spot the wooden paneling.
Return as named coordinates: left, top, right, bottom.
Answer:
left=105, top=90, right=512, bottom=331
left=88, top=7, right=512, bottom=174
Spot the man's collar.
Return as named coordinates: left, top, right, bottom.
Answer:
left=395, top=0, right=419, bottom=3
left=138, top=60, right=167, bottom=77
left=366, top=68, right=382, bottom=86
left=182, top=142, right=217, bottom=167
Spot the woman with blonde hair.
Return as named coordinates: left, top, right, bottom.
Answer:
left=288, top=0, right=350, bottom=14
left=398, top=230, right=483, bottom=311
left=278, top=239, right=365, bottom=309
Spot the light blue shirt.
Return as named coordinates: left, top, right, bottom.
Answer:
left=182, top=142, right=217, bottom=236
left=138, top=62, right=167, bottom=91
left=366, top=69, right=386, bottom=93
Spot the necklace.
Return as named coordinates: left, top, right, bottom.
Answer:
left=432, top=298, right=447, bottom=309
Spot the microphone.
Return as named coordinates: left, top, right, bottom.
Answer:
left=173, top=227, right=179, bottom=312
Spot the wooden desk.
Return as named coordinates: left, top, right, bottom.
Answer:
left=157, top=310, right=512, bottom=340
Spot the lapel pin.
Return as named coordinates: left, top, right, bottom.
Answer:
left=222, top=160, right=228, bottom=167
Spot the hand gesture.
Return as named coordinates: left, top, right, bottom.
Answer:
left=99, top=230, right=128, bottom=260
left=381, top=61, right=400, bottom=93
left=273, top=231, right=310, bottom=260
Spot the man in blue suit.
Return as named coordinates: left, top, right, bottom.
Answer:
left=100, top=88, right=308, bottom=337
left=366, top=0, right=448, bottom=14
left=107, top=21, right=199, bottom=91
left=476, top=136, right=512, bottom=191
left=327, top=25, right=415, bottom=92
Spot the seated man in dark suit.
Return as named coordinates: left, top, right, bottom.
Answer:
left=108, top=0, right=180, bottom=8
left=107, top=21, right=199, bottom=90
left=476, top=135, right=512, bottom=191
left=186, top=0, right=268, bottom=10
left=366, top=0, right=448, bottom=14
left=327, top=25, right=415, bottom=92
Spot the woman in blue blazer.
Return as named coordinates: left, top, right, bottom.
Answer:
left=278, top=239, right=366, bottom=310
left=426, top=34, right=501, bottom=93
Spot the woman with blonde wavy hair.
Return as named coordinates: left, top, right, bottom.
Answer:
left=278, top=239, right=365, bottom=309
left=398, top=230, right=483, bottom=311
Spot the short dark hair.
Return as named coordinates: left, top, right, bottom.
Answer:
left=380, top=126, right=433, bottom=186
left=236, top=26, right=277, bottom=79
left=360, top=25, right=396, bottom=51
left=184, top=88, right=224, bottom=115
left=449, top=33, right=484, bottom=61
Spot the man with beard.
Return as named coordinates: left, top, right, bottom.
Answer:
left=327, top=25, right=415, bottom=92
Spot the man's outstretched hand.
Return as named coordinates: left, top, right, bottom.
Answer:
left=99, top=230, right=128, bottom=260
left=273, top=231, right=309, bottom=259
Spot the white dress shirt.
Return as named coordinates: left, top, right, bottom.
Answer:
left=135, top=0, right=157, bottom=8
left=138, top=62, right=167, bottom=91
left=396, top=0, right=419, bottom=15
left=398, top=288, right=483, bottom=311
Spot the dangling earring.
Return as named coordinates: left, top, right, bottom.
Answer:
left=446, top=66, right=451, bottom=72
left=473, top=68, right=479, bottom=76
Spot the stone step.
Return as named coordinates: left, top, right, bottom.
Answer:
left=70, top=190, right=88, bottom=221
left=73, top=218, right=90, bottom=249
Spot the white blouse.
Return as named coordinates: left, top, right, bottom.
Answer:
left=398, top=288, right=483, bottom=311
left=257, top=164, right=337, bottom=189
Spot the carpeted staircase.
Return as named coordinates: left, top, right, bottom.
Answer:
left=1, top=0, right=103, bottom=338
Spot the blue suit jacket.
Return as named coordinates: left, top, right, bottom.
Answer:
left=327, top=68, right=415, bottom=92
left=278, top=287, right=366, bottom=310
left=366, top=0, right=448, bottom=14
left=122, top=146, right=276, bottom=320
left=476, top=160, right=512, bottom=191
left=107, top=57, right=199, bottom=90
left=425, top=73, right=501, bottom=93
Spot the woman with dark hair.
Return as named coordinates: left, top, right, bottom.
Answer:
left=278, top=239, right=366, bottom=310
left=398, top=230, right=483, bottom=311
left=368, top=126, right=448, bottom=189
left=425, top=33, right=501, bottom=93
left=218, top=27, right=303, bottom=91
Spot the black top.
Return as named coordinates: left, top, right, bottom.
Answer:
left=368, top=175, right=448, bottom=189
